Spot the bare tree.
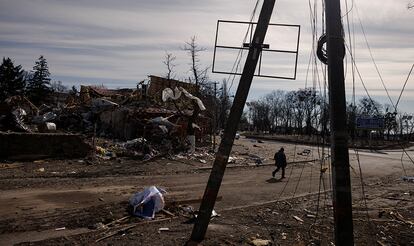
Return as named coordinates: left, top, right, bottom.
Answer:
left=384, top=105, right=398, bottom=139
left=265, top=90, right=285, bottom=132
left=163, top=52, right=176, bottom=80
left=357, top=97, right=382, bottom=116
left=295, top=88, right=321, bottom=135
left=182, top=36, right=208, bottom=86
left=408, top=1, right=414, bottom=9
left=248, top=98, right=271, bottom=133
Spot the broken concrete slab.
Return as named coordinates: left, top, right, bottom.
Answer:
left=0, top=132, right=92, bottom=160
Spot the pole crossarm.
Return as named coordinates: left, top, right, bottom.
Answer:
left=243, top=42, right=270, bottom=49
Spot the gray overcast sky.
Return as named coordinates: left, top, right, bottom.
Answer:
left=1, top=0, right=413, bottom=112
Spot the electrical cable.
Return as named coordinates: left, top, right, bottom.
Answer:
left=396, top=64, right=414, bottom=109
left=353, top=148, right=378, bottom=243
left=290, top=158, right=307, bottom=200
left=344, top=0, right=356, bottom=109
left=309, top=151, right=315, bottom=194
left=353, top=3, right=414, bottom=170
left=400, top=150, right=408, bottom=176
left=275, top=136, right=299, bottom=200
left=345, top=43, right=381, bottom=114
left=312, top=0, right=318, bottom=89
left=268, top=0, right=414, bottom=242
left=354, top=4, right=396, bottom=110
left=305, top=0, right=317, bottom=88
left=344, top=4, right=414, bottom=243
left=307, top=1, right=335, bottom=241
left=227, top=0, right=261, bottom=93
left=344, top=4, right=379, bottom=243
left=348, top=41, right=414, bottom=169
left=348, top=6, right=414, bottom=170
left=351, top=62, right=414, bottom=170
left=352, top=3, right=356, bottom=106
left=399, top=143, right=414, bottom=168
left=341, top=0, right=354, bottom=18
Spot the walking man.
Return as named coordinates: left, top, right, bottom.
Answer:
left=272, top=147, right=287, bottom=179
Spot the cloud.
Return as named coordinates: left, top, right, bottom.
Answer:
left=0, top=0, right=413, bottom=112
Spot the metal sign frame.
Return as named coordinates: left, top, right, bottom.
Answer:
left=212, top=20, right=301, bottom=80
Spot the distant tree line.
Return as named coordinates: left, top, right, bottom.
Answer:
left=0, top=56, right=69, bottom=105
left=247, top=88, right=414, bottom=139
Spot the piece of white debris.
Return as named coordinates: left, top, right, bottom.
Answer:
left=293, top=215, right=304, bottom=223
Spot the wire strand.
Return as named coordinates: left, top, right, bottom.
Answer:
left=354, top=4, right=396, bottom=111
left=227, top=0, right=261, bottom=93
left=396, top=63, right=414, bottom=109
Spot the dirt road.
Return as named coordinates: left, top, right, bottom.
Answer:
left=0, top=138, right=413, bottom=245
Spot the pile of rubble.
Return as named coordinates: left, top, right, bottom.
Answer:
left=0, top=76, right=214, bottom=161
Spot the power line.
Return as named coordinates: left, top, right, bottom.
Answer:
left=227, top=0, right=261, bottom=93
left=341, top=0, right=354, bottom=18
left=344, top=4, right=414, bottom=170
left=352, top=2, right=413, bottom=122
left=346, top=44, right=414, bottom=168
left=345, top=43, right=381, bottom=114
left=352, top=148, right=378, bottom=244
left=396, top=63, right=414, bottom=108
left=399, top=150, right=408, bottom=176
left=343, top=5, right=413, bottom=242
left=344, top=0, right=356, bottom=106
left=354, top=3, right=396, bottom=110
left=306, top=1, right=334, bottom=241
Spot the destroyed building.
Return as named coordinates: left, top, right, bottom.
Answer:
left=0, top=75, right=213, bottom=160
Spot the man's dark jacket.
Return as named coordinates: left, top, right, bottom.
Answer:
left=274, top=151, right=287, bottom=167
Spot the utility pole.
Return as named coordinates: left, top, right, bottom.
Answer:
left=325, top=0, right=354, bottom=245
left=189, top=0, right=275, bottom=243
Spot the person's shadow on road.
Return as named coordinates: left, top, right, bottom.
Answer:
left=265, top=178, right=283, bottom=183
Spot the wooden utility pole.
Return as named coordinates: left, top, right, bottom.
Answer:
left=189, top=0, right=276, bottom=243
left=325, top=0, right=354, bottom=245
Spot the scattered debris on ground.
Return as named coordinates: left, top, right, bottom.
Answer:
left=1, top=76, right=413, bottom=245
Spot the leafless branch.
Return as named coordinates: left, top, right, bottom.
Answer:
left=182, top=36, right=208, bottom=86
left=163, top=51, right=176, bottom=80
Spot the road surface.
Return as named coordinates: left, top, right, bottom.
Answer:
left=0, top=139, right=413, bottom=244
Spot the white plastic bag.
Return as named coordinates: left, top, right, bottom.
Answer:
left=129, top=186, right=166, bottom=219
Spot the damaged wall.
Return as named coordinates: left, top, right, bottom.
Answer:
left=99, top=108, right=139, bottom=140
left=0, top=132, right=92, bottom=160
left=99, top=106, right=179, bottom=141
left=147, top=75, right=199, bottom=102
